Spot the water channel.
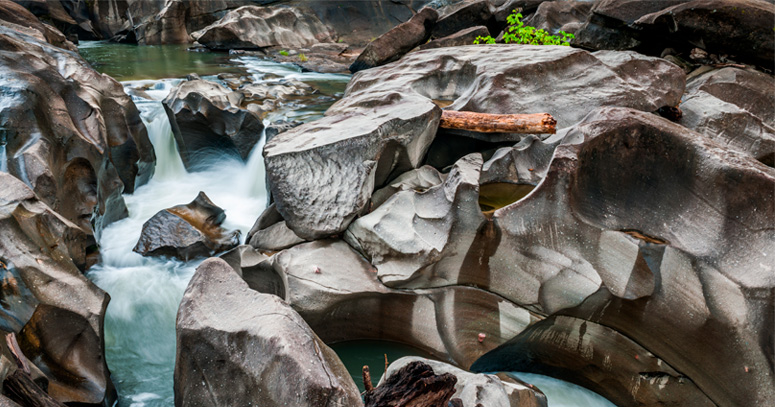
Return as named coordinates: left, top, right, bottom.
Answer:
left=78, top=42, right=614, bottom=407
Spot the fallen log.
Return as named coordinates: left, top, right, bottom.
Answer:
left=440, top=110, right=556, bottom=134
left=363, top=361, right=458, bottom=407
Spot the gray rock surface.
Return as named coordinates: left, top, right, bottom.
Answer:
left=680, top=67, right=775, bottom=164
left=193, top=5, right=334, bottom=50
left=522, top=0, right=592, bottom=35
left=349, top=7, right=439, bottom=73
left=263, top=93, right=441, bottom=240
left=174, top=257, right=362, bottom=407
left=246, top=204, right=306, bottom=252
left=134, top=192, right=240, bottom=260
left=163, top=79, right=264, bottom=169
left=385, top=357, right=547, bottom=407
left=431, top=0, right=493, bottom=39
left=419, top=26, right=491, bottom=50
left=0, top=16, right=155, bottom=236
left=0, top=172, right=114, bottom=406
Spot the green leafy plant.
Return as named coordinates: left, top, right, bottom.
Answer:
left=474, top=11, right=574, bottom=46
left=298, top=53, right=308, bottom=62
left=279, top=50, right=290, bottom=56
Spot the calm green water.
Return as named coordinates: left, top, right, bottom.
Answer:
left=78, top=41, right=245, bottom=80
left=329, top=340, right=435, bottom=392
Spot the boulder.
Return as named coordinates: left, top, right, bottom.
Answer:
left=193, top=6, right=334, bottom=50
left=419, top=26, right=491, bottom=50
left=245, top=204, right=306, bottom=252
left=633, top=0, right=775, bottom=69
left=163, top=79, right=264, bottom=169
left=263, top=93, right=441, bottom=239
left=0, top=0, right=74, bottom=50
left=133, top=192, right=240, bottom=261
left=522, top=0, right=592, bottom=35
left=0, top=11, right=155, bottom=236
left=229, top=240, right=538, bottom=369
left=345, top=154, right=488, bottom=288
left=0, top=173, right=114, bottom=406
left=680, top=67, right=775, bottom=164
left=15, top=0, right=98, bottom=40
left=369, top=165, right=444, bottom=209
left=174, top=257, right=362, bottom=407
left=345, top=45, right=684, bottom=129
left=385, top=357, right=547, bottom=407
left=349, top=7, right=439, bottom=73
left=431, top=0, right=493, bottom=39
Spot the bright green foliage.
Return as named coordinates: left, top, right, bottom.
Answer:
left=474, top=11, right=574, bottom=46
left=298, top=53, right=308, bottom=62
left=279, top=50, right=290, bottom=56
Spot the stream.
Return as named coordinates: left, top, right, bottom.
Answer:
left=79, top=42, right=614, bottom=407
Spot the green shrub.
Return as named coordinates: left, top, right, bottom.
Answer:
left=298, top=53, right=308, bottom=62
left=279, top=50, right=290, bottom=56
left=474, top=11, right=574, bottom=46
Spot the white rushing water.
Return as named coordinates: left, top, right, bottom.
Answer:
left=509, top=373, right=616, bottom=407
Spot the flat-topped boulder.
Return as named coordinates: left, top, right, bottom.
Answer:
left=133, top=192, right=240, bottom=261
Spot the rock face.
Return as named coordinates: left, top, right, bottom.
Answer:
left=175, top=257, right=362, bottom=407
left=522, top=0, right=592, bottom=35
left=419, top=26, right=491, bottom=50
left=385, top=357, right=547, bottom=407
left=227, top=240, right=538, bottom=369
left=263, top=93, right=441, bottom=240
left=163, top=79, right=264, bottom=169
left=193, top=6, right=334, bottom=50
left=134, top=192, right=240, bottom=261
left=0, top=0, right=75, bottom=50
left=345, top=45, right=684, bottom=128
left=431, top=0, right=493, bottom=39
left=0, top=12, right=155, bottom=236
left=349, top=7, right=439, bottom=73
left=680, top=67, right=775, bottom=164
left=0, top=173, right=114, bottom=406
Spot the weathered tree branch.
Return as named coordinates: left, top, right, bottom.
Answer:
left=440, top=111, right=557, bottom=134
left=364, top=361, right=457, bottom=407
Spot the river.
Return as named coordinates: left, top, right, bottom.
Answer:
left=78, top=42, right=613, bottom=407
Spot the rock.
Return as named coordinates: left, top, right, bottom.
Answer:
left=163, top=79, right=264, bottom=169
left=633, top=0, right=775, bottom=69
left=265, top=120, right=303, bottom=143
left=133, top=192, right=240, bottom=260
left=365, top=360, right=458, bottom=407
left=135, top=0, right=190, bottom=44
left=174, top=257, right=362, bottom=407
left=490, top=1, right=548, bottom=23
left=349, top=7, right=439, bottom=73
left=471, top=316, right=713, bottom=407
left=680, top=67, right=775, bottom=164
left=232, top=240, right=538, bottom=368
left=431, top=0, right=493, bottom=39
left=345, top=154, right=488, bottom=288
left=0, top=12, right=155, bottom=236
left=483, top=107, right=775, bottom=406
left=419, top=26, right=491, bottom=50
left=0, top=173, right=114, bottom=406
left=0, top=0, right=74, bottom=50
left=263, top=93, right=441, bottom=239
left=246, top=204, right=306, bottom=252
left=369, top=165, right=444, bottom=209
left=193, top=5, right=334, bottom=50
left=15, top=0, right=98, bottom=40
left=479, top=134, right=561, bottom=186
left=345, top=45, right=684, bottom=128
left=522, top=0, right=592, bottom=35
left=385, top=357, right=547, bottom=407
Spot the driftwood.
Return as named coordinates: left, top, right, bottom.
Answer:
left=363, top=361, right=459, bottom=407
left=2, top=334, right=66, bottom=407
left=440, top=111, right=557, bottom=134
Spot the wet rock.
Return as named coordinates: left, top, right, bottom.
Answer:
left=0, top=13, right=155, bottom=235
left=133, top=192, right=240, bottom=261
left=135, top=0, right=190, bottom=44
left=633, top=0, right=775, bottom=69
left=471, top=316, right=713, bottom=407
left=0, top=173, right=114, bottom=406
left=163, top=79, right=264, bottom=169
left=263, top=93, right=441, bottom=240
left=522, top=0, right=592, bottom=35
left=193, top=6, right=334, bottom=50
left=419, top=26, right=491, bottom=50
left=0, top=0, right=74, bottom=50
left=349, top=7, right=439, bottom=73
left=174, top=257, right=362, bottom=407
left=431, top=0, right=493, bottom=39
left=479, top=134, right=561, bottom=186
left=369, top=165, right=444, bottom=209
left=345, top=45, right=684, bottom=128
left=15, top=0, right=98, bottom=40
left=490, top=1, right=548, bottom=23
left=680, top=67, right=775, bottom=163
left=265, top=120, right=303, bottom=143
left=345, top=154, right=487, bottom=288
left=232, top=240, right=538, bottom=368
left=385, top=357, right=547, bottom=407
